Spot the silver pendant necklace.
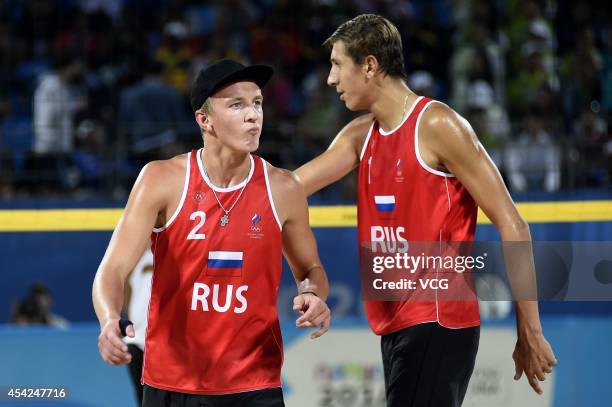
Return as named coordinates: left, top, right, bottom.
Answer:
left=202, top=156, right=250, bottom=227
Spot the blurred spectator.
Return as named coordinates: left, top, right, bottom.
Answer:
left=523, top=19, right=555, bottom=75
left=604, top=135, right=612, bottom=184
left=531, top=83, right=561, bottom=131
left=13, top=0, right=61, bottom=60
left=33, top=52, right=85, bottom=154
left=10, top=302, right=30, bottom=326
left=553, top=0, right=595, bottom=57
left=10, top=283, right=69, bottom=328
left=504, top=116, right=561, bottom=192
left=0, top=0, right=609, bottom=197
left=72, top=119, right=112, bottom=191
left=506, top=0, right=552, bottom=67
left=400, top=3, right=453, bottom=91
left=602, top=24, right=612, bottom=115
left=465, top=80, right=510, bottom=166
left=560, top=27, right=602, bottom=120
left=507, top=46, right=556, bottom=117
left=292, top=61, right=345, bottom=192
left=118, top=60, right=187, bottom=170
left=575, top=108, right=607, bottom=142
left=451, top=22, right=505, bottom=112
left=185, top=3, right=217, bottom=37
left=573, top=109, right=610, bottom=186
left=264, top=63, right=295, bottom=122
left=453, top=0, right=501, bottom=35
left=192, top=27, right=243, bottom=74
left=79, top=0, right=122, bottom=23
left=29, top=51, right=86, bottom=192
left=409, top=70, right=436, bottom=98
left=156, top=21, right=192, bottom=94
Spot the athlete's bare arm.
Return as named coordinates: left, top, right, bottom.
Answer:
left=269, top=165, right=331, bottom=339
left=294, top=113, right=373, bottom=196
left=92, top=155, right=185, bottom=365
left=420, top=103, right=557, bottom=394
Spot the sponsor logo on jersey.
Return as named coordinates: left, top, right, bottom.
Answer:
left=374, top=195, right=396, bottom=212
left=207, top=251, right=243, bottom=277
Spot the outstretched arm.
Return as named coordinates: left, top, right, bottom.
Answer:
left=270, top=166, right=331, bottom=338
left=422, top=104, right=557, bottom=394
left=294, top=114, right=373, bottom=196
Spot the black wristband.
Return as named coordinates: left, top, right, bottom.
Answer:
left=300, top=291, right=318, bottom=297
left=119, top=318, right=133, bottom=337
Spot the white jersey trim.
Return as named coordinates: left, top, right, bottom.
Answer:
left=152, top=152, right=191, bottom=233
left=359, top=122, right=375, bottom=161
left=262, top=158, right=283, bottom=231
left=443, top=177, right=452, bottom=213
left=379, top=96, right=424, bottom=136
left=197, top=148, right=255, bottom=192
left=414, top=100, right=456, bottom=177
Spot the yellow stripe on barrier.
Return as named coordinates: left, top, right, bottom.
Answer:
left=309, top=205, right=356, bottom=227
left=309, top=201, right=612, bottom=226
left=477, top=200, right=612, bottom=224
left=0, top=201, right=610, bottom=231
left=0, top=209, right=123, bottom=232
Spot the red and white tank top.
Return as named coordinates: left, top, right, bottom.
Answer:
left=357, top=96, right=480, bottom=335
left=143, top=148, right=283, bottom=394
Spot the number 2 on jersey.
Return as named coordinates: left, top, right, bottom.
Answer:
left=187, top=211, right=206, bottom=240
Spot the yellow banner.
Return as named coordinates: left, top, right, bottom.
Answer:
left=0, top=201, right=611, bottom=231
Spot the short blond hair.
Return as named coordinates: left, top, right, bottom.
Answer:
left=200, top=98, right=213, bottom=114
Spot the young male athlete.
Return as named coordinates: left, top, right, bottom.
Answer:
left=93, top=59, right=331, bottom=407
left=295, top=14, right=557, bottom=406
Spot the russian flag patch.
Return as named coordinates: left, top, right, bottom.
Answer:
left=374, top=195, right=396, bottom=212
left=207, top=251, right=243, bottom=277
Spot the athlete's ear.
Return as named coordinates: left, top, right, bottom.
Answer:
left=195, top=109, right=206, bottom=127
left=363, top=55, right=379, bottom=79
left=195, top=110, right=213, bottom=134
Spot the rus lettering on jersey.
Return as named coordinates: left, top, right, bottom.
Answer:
left=191, top=283, right=249, bottom=314
left=370, top=226, right=408, bottom=253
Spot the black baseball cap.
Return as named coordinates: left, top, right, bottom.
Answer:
left=190, top=59, right=274, bottom=112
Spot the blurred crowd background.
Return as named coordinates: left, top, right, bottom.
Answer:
left=0, top=0, right=610, bottom=202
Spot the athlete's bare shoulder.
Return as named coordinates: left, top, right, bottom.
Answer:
left=343, top=113, right=375, bottom=135
left=265, top=162, right=305, bottom=225
left=331, top=113, right=375, bottom=152
left=419, top=102, right=480, bottom=169
left=138, top=153, right=187, bottom=189
left=421, top=102, right=477, bottom=145
left=131, top=153, right=189, bottom=210
left=267, top=163, right=301, bottom=195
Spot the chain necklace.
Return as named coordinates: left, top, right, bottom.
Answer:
left=401, top=94, right=409, bottom=120
left=202, top=156, right=251, bottom=227
left=386, top=94, right=410, bottom=130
